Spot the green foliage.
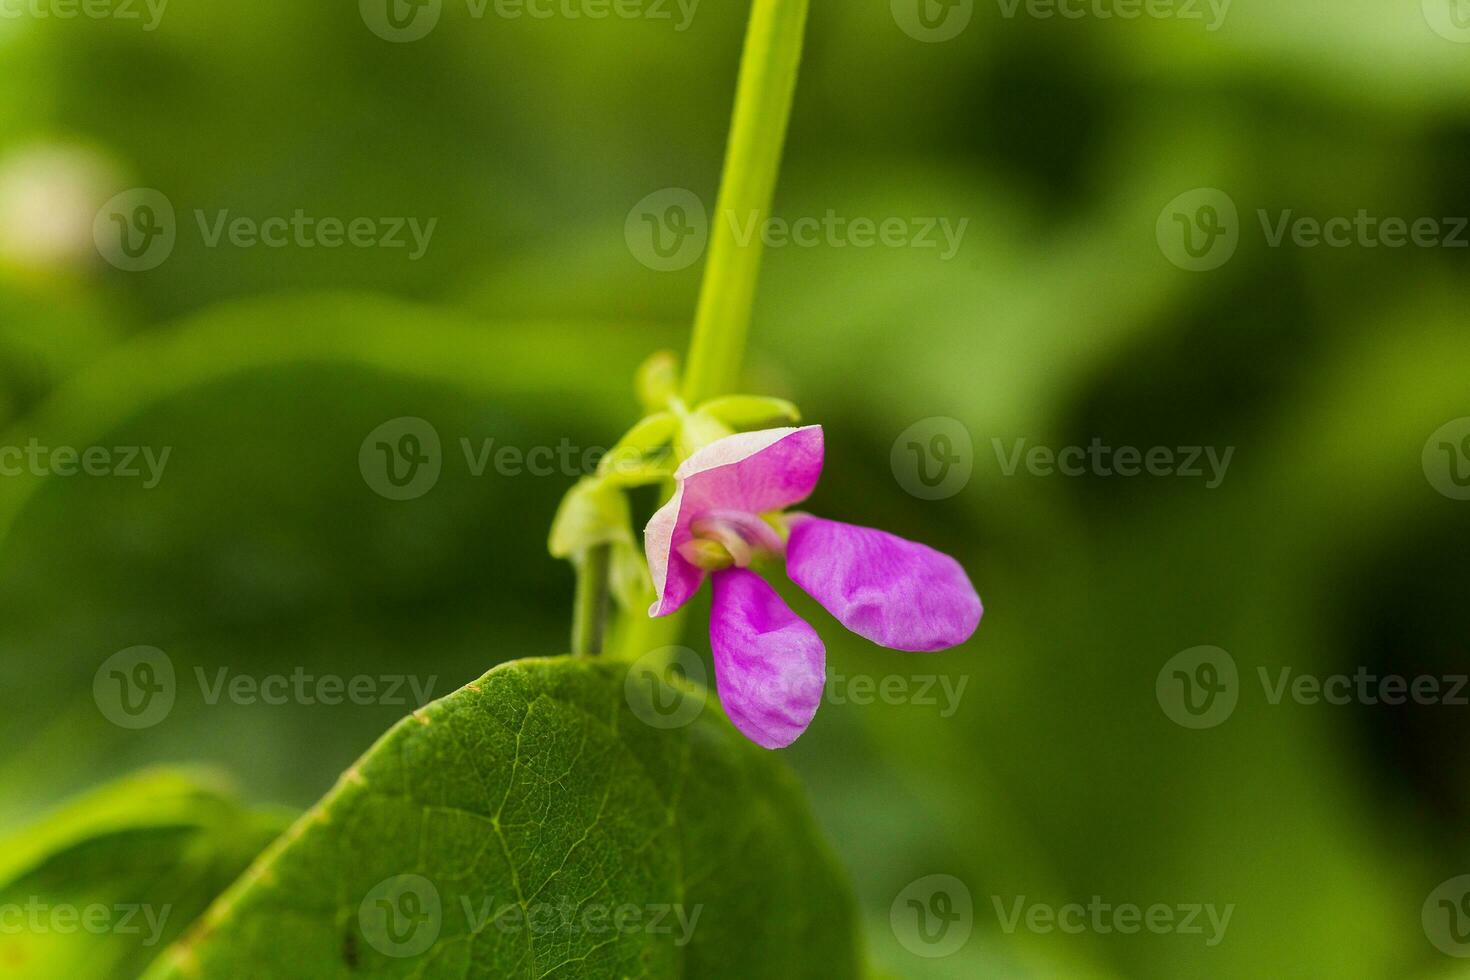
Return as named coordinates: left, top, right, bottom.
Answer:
left=0, top=770, right=290, bottom=980
left=698, top=394, right=801, bottom=430
left=143, top=658, right=862, bottom=980
left=5, top=1, right=1470, bottom=977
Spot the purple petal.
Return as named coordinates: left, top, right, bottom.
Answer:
left=644, top=426, right=824, bottom=617
left=644, top=493, right=706, bottom=617
left=709, top=568, right=826, bottom=750
left=786, top=516, right=982, bottom=652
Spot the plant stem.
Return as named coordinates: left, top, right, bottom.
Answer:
left=571, top=545, right=611, bottom=656
left=604, top=0, right=808, bottom=661
left=681, top=0, right=810, bottom=405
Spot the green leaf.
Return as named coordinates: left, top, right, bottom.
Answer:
left=144, top=657, right=862, bottom=980
left=596, top=411, right=677, bottom=484
left=696, top=395, right=801, bottom=430
left=548, top=477, right=633, bottom=559
left=0, top=769, right=291, bottom=980
left=674, top=412, right=736, bottom=461
left=635, top=351, right=681, bottom=412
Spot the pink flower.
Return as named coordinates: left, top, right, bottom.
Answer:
left=644, top=425, right=982, bottom=749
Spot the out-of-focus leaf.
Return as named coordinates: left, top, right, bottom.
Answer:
left=548, top=476, right=633, bottom=558
left=697, top=395, right=801, bottom=429
left=0, top=294, right=667, bottom=818
left=0, top=768, right=289, bottom=980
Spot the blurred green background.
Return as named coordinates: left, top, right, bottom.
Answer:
left=2, top=1, right=1470, bottom=977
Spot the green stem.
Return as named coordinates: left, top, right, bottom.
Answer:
left=681, top=0, right=810, bottom=405
left=607, top=0, right=808, bottom=662
left=571, top=545, right=611, bottom=656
